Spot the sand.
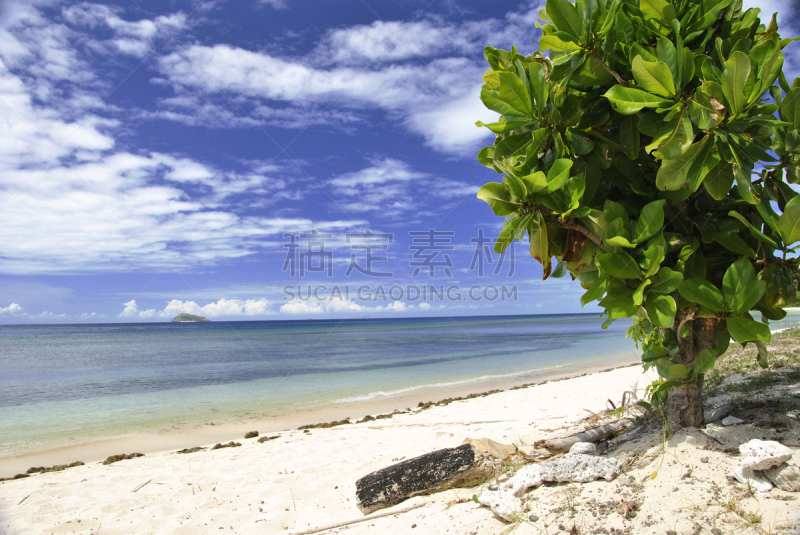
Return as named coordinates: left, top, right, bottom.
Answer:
left=1, top=365, right=799, bottom=535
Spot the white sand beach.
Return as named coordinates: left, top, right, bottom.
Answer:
left=1, top=364, right=799, bottom=535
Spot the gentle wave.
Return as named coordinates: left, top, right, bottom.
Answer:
left=331, top=363, right=575, bottom=403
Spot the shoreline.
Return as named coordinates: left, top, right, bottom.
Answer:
left=0, top=356, right=639, bottom=478
left=0, top=364, right=658, bottom=534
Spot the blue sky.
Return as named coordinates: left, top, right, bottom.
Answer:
left=0, top=0, right=796, bottom=323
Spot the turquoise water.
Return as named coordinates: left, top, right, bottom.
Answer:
left=1, top=312, right=798, bottom=455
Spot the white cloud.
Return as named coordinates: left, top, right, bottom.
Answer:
left=119, top=297, right=273, bottom=319
left=0, top=51, right=367, bottom=274
left=139, top=94, right=362, bottom=130
left=62, top=3, right=187, bottom=58
left=0, top=302, right=23, bottom=315
left=157, top=45, right=495, bottom=154
left=314, top=20, right=482, bottom=65
left=279, top=298, right=430, bottom=315
left=0, top=302, right=72, bottom=322
left=405, top=86, right=499, bottom=154
left=280, top=299, right=365, bottom=315
left=329, top=158, right=478, bottom=217
left=257, top=0, right=287, bottom=10
left=149, top=3, right=553, bottom=153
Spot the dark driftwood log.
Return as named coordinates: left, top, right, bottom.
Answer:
left=355, top=444, right=497, bottom=514
left=536, top=419, right=630, bottom=452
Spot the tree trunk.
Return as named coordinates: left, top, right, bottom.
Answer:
left=665, top=313, right=719, bottom=433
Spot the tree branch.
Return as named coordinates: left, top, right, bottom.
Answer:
left=591, top=50, right=628, bottom=87
left=554, top=217, right=605, bottom=250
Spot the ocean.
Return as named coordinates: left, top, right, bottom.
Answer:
left=1, top=312, right=798, bottom=456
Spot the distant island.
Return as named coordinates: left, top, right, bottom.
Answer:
left=170, top=313, right=211, bottom=322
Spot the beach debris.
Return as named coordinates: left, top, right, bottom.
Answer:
left=211, top=442, right=241, bottom=450
left=176, top=447, right=205, bottom=454
left=463, top=438, right=517, bottom=460
left=722, top=415, right=744, bottom=426
left=244, top=431, right=259, bottom=439
left=478, top=454, right=621, bottom=521
left=258, top=435, right=280, bottom=443
left=703, top=405, right=731, bottom=423
left=26, top=461, right=84, bottom=474
left=739, top=439, right=793, bottom=470
left=132, top=479, right=152, bottom=493
left=764, top=464, right=800, bottom=492
left=536, top=419, right=630, bottom=452
left=731, top=466, right=774, bottom=493
left=289, top=502, right=426, bottom=535
left=0, top=473, right=30, bottom=482
left=356, top=444, right=498, bottom=514
left=728, top=439, right=795, bottom=493
left=416, top=389, right=503, bottom=411
left=102, top=453, right=144, bottom=465
left=298, top=418, right=351, bottom=430
left=568, top=442, right=597, bottom=455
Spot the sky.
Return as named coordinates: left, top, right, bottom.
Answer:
left=0, top=0, right=797, bottom=323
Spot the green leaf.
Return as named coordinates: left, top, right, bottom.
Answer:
left=633, top=279, right=651, bottom=306
left=635, top=200, right=666, bottom=243
left=704, top=160, right=735, bottom=200
left=656, top=37, right=679, bottom=82
left=713, top=230, right=754, bottom=257
left=689, top=88, right=724, bottom=130
left=731, top=280, right=766, bottom=315
left=596, top=250, right=644, bottom=279
left=728, top=211, right=779, bottom=249
left=781, top=87, right=800, bottom=129
left=540, top=33, right=582, bottom=51
left=477, top=183, right=518, bottom=216
left=546, top=0, right=584, bottom=40
left=632, top=56, right=676, bottom=98
left=619, top=115, right=640, bottom=160
left=581, top=209, right=607, bottom=237
left=723, top=257, right=766, bottom=314
left=498, top=72, right=534, bottom=117
left=542, top=159, right=574, bottom=194
left=642, top=236, right=666, bottom=277
left=656, top=138, right=707, bottom=191
left=778, top=196, right=800, bottom=245
left=599, top=285, right=638, bottom=317
left=551, top=260, right=568, bottom=278
left=726, top=315, right=771, bottom=343
left=722, top=256, right=755, bottom=310
left=567, top=129, right=594, bottom=154
left=692, top=348, right=717, bottom=378
left=529, top=63, right=548, bottom=115
left=603, top=200, right=628, bottom=226
left=494, top=227, right=513, bottom=254
left=529, top=213, right=551, bottom=277
left=505, top=174, right=527, bottom=200
left=646, top=294, right=677, bottom=327
left=639, top=0, right=676, bottom=24
left=669, top=363, right=688, bottom=379
left=649, top=267, right=683, bottom=294
left=480, top=88, right=523, bottom=117
left=606, top=235, right=636, bottom=248
left=581, top=276, right=608, bottom=307
left=720, top=51, right=751, bottom=116
left=475, top=119, right=532, bottom=134
left=678, top=278, right=724, bottom=312
left=755, top=340, right=769, bottom=368
left=603, top=86, right=672, bottom=115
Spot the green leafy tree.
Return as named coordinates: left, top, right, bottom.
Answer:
left=476, top=0, right=800, bottom=431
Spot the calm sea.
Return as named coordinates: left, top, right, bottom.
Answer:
left=1, top=312, right=798, bottom=456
